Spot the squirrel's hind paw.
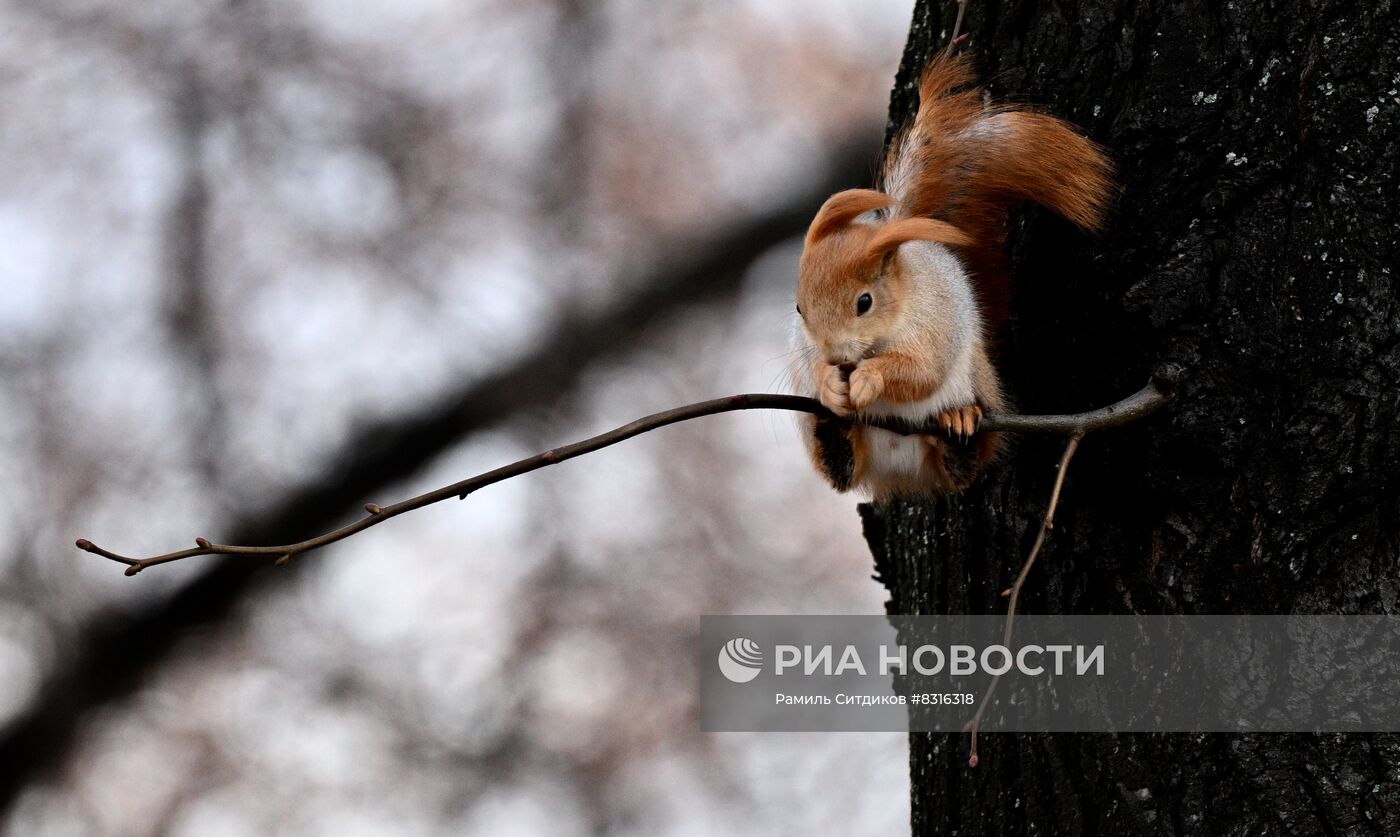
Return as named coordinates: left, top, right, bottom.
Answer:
left=937, top=404, right=983, bottom=443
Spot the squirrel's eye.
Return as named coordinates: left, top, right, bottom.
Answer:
left=856, top=293, right=873, bottom=316
left=795, top=303, right=803, bottom=317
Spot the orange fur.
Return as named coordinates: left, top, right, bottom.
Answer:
left=881, top=55, right=1114, bottom=329
left=793, top=54, right=1113, bottom=497
left=867, top=217, right=972, bottom=256
left=806, top=189, right=894, bottom=245
left=855, top=349, right=942, bottom=403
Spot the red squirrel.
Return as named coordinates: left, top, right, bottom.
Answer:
left=792, top=55, right=1113, bottom=497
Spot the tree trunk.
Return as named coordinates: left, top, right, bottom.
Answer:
left=864, top=1, right=1400, bottom=834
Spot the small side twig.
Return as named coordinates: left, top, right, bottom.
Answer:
left=77, top=380, right=1169, bottom=576
left=946, top=0, right=970, bottom=56
left=965, top=433, right=1081, bottom=768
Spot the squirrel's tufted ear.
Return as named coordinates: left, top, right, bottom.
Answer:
left=865, top=217, right=971, bottom=260
left=805, top=189, right=893, bottom=245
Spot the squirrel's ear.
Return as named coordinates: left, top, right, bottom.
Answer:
left=866, top=217, right=972, bottom=260
left=805, top=189, right=893, bottom=245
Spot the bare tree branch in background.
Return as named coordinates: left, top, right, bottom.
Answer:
left=163, top=70, right=228, bottom=484
left=0, top=141, right=878, bottom=813
left=78, top=379, right=1171, bottom=575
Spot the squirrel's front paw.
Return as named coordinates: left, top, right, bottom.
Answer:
left=847, top=366, right=884, bottom=411
left=937, top=403, right=983, bottom=442
left=819, top=366, right=854, bottom=416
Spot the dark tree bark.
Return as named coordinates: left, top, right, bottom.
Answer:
left=864, top=2, right=1400, bottom=834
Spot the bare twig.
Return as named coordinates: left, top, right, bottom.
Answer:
left=78, top=380, right=1169, bottom=576
left=3, top=146, right=885, bottom=809
left=946, top=0, right=970, bottom=56
left=966, top=433, right=1081, bottom=768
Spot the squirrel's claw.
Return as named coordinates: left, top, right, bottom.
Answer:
left=937, top=404, right=982, bottom=443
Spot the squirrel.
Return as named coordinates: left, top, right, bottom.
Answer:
left=791, top=54, right=1113, bottom=497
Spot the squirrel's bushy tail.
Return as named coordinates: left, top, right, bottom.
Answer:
left=880, top=55, right=1114, bottom=327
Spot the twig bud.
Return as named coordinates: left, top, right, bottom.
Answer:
left=125, top=565, right=143, bottom=577
left=75, top=538, right=93, bottom=551
left=364, top=503, right=382, bottom=515
left=968, top=754, right=979, bottom=768
left=195, top=537, right=212, bottom=549
left=275, top=553, right=292, bottom=567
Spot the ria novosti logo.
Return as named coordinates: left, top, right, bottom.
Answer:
left=717, top=637, right=763, bottom=683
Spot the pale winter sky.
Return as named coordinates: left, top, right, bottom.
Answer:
left=0, top=0, right=917, bottom=833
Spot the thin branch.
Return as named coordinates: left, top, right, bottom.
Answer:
left=965, top=432, right=1081, bottom=768
left=958, top=366, right=1185, bottom=766
left=1, top=147, right=886, bottom=809
left=79, top=380, right=1169, bottom=576
left=946, top=0, right=970, bottom=56
left=977, top=381, right=1168, bottom=435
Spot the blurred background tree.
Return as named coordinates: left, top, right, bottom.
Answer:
left=0, top=0, right=918, bottom=833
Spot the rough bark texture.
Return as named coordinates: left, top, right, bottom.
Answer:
left=863, top=1, right=1400, bottom=834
